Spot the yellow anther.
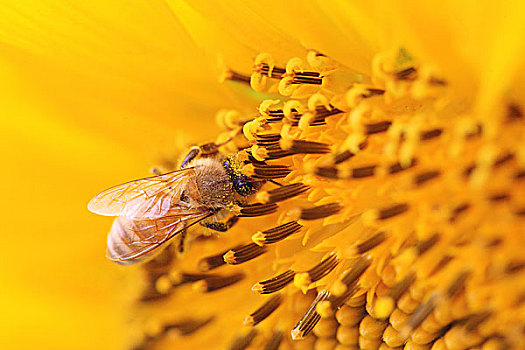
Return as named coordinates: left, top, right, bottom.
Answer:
left=316, top=300, right=334, bottom=318
left=155, top=275, right=172, bottom=294
left=243, top=121, right=256, bottom=141
left=286, top=57, right=304, bottom=74
left=374, top=296, right=395, bottom=319
left=278, top=76, right=295, bottom=96
left=283, top=100, right=305, bottom=118
left=254, top=52, right=275, bottom=72
left=258, top=99, right=280, bottom=116
left=250, top=144, right=268, bottom=161
left=294, top=272, right=311, bottom=293
left=224, top=109, right=243, bottom=129
left=308, top=93, right=331, bottom=111
left=250, top=72, right=267, bottom=92
left=279, top=138, right=293, bottom=151
left=255, top=191, right=270, bottom=204
left=346, top=84, right=367, bottom=108
left=251, top=231, right=265, bottom=246
left=298, top=112, right=315, bottom=130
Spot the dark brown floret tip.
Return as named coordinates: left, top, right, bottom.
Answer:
left=198, top=248, right=233, bottom=271
left=239, top=203, right=279, bottom=217
left=252, top=270, right=296, bottom=295
left=305, top=254, right=339, bottom=283
left=300, top=202, right=342, bottom=220
left=291, top=290, right=330, bottom=340
left=262, top=330, right=283, bottom=350
left=340, top=254, right=372, bottom=287
left=356, top=231, right=387, bottom=254
left=377, top=203, right=409, bottom=220
left=265, top=183, right=309, bottom=203
left=413, top=170, right=441, bottom=186
left=253, top=221, right=303, bottom=245
left=244, top=294, right=282, bottom=326
left=228, top=328, right=258, bottom=350
left=193, top=273, right=245, bottom=293
left=223, top=242, right=267, bottom=265
left=250, top=164, right=292, bottom=179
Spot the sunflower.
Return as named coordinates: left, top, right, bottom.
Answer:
left=2, top=1, right=524, bottom=349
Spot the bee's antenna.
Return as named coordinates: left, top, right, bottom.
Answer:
left=268, top=179, right=284, bottom=187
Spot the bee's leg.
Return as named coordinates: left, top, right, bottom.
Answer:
left=150, top=167, right=163, bottom=176
left=180, top=138, right=233, bottom=168
left=200, top=216, right=239, bottom=232
left=180, top=146, right=201, bottom=168
left=178, top=228, right=188, bottom=253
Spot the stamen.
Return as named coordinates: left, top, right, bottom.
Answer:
left=244, top=294, right=283, bottom=326
left=286, top=140, right=332, bottom=154
left=446, top=271, right=469, bottom=297
left=252, top=221, right=303, bottom=245
left=239, top=203, right=279, bottom=217
left=395, top=66, right=418, bottom=80
left=224, top=243, right=267, bottom=265
left=334, top=150, right=355, bottom=164
left=377, top=203, right=409, bottom=220
left=221, top=69, right=252, bottom=85
left=413, top=170, right=441, bottom=186
left=291, top=290, right=330, bottom=340
left=488, top=193, right=510, bottom=202
left=420, top=128, right=443, bottom=140
left=314, top=166, right=339, bottom=179
left=401, top=271, right=469, bottom=337
left=507, top=103, right=523, bottom=121
left=449, top=203, right=470, bottom=222
left=255, top=133, right=281, bottom=145
left=252, top=270, right=296, bottom=294
left=365, top=121, right=392, bottom=135
left=493, top=152, right=515, bottom=167
left=352, top=165, right=377, bottom=178
left=400, top=294, right=438, bottom=338
left=417, top=233, right=440, bottom=255
left=356, top=231, right=387, bottom=254
left=464, top=311, right=492, bottom=332
left=262, top=330, right=283, bottom=350
left=362, top=88, right=385, bottom=98
left=255, top=62, right=286, bottom=79
left=340, top=255, right=372, bottom=287
left=228, top=329, right=258, bottom=350
left=193, top=273, right=245, bottom=293
left=262, top=183, right=310, bottom=203
left=300, top=202, right=343, bottom=220
left=464, top=152, right=515, bottom=177
left=134, top=316, right=215, bottom=349
left=389, top=158, right=418, bottom=174
left=334, top=142, right=368, bottom=164
left=387, top=271, right=416, bottom=302
left=429, top=255, right=453, bottom=276
left=290, top=71, right=323, bottom=85
left=297, top=254, right=339, bottom=286
left=163, top=317, right=215, bottom=336
left=198, top=248, right=233, bottom=271
left=248, top=164, right=292, bottom=179
left=505, top=260, right=525, bottom=274
left=171, top=272, right=216, bottom=285
left=265, top=109, right=286, bottom=123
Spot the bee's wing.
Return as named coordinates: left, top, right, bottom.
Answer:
left=88, top=168, right=196, bottom=219
left=107, top=207, right=211, bottom=265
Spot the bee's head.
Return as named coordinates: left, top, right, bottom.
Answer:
left=223, top=155, right=263, bottom=197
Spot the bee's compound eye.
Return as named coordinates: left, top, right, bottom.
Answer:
left=180, top=191, right=190, bottom=203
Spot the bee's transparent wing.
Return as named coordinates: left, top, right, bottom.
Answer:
left=88, top=168, right=196, bottom=219
left=107, top=207, right=211, bottom=265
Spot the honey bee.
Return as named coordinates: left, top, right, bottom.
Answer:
left=88, top=143, right=263, bottom=265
